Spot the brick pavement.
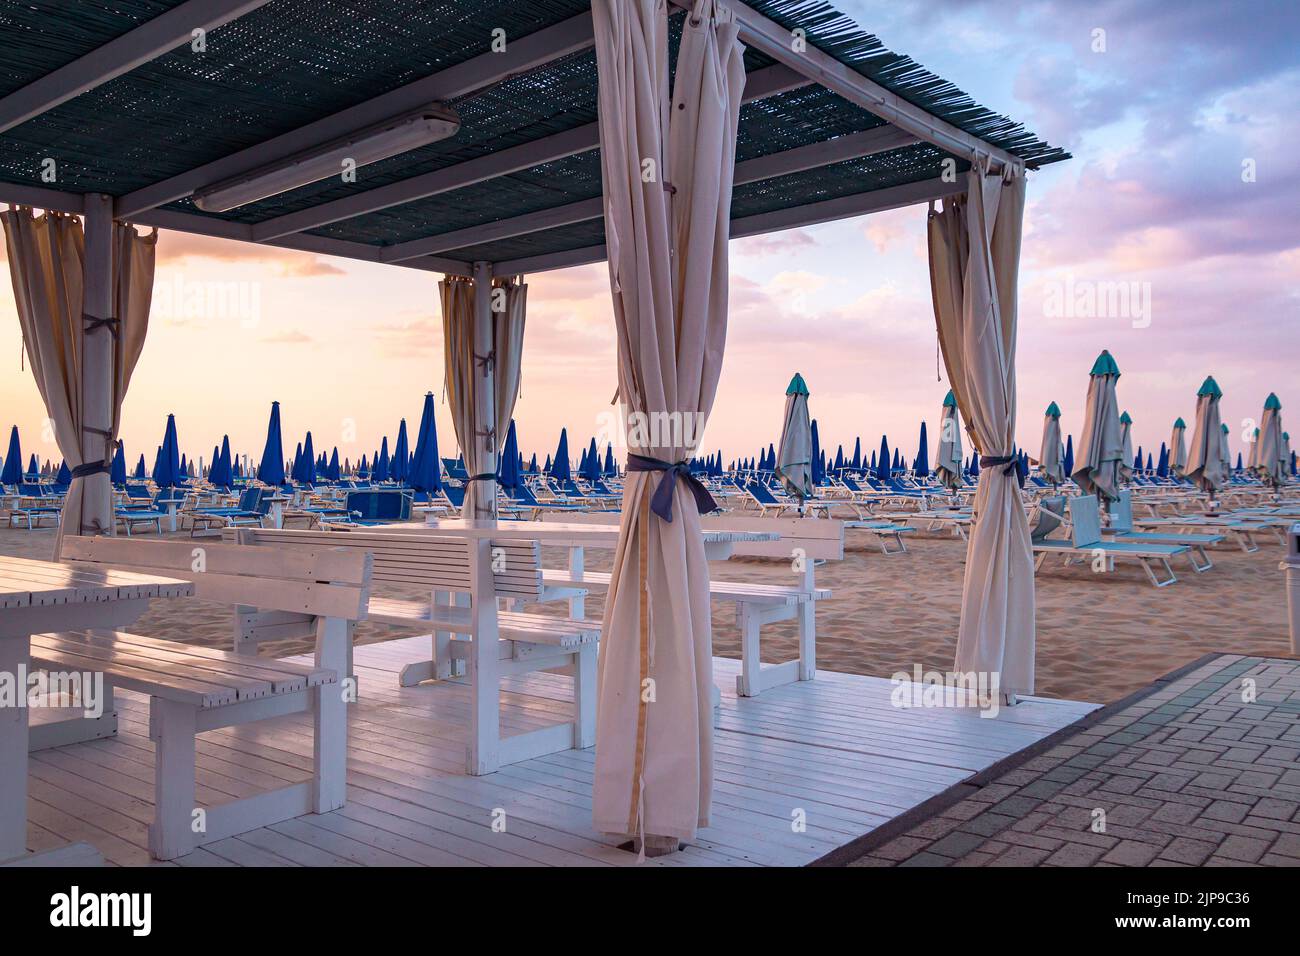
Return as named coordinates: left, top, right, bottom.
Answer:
left=833, top=655, right=1300, bottom=867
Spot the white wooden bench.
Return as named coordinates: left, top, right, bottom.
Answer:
left=43, top=535, right=370, bottom=860
left=538, top=513, right=839, bottom=698
left=223, top=527, right=598, bottom=775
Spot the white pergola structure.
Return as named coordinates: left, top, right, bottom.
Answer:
left=0, top=0, right=1066, bottom=845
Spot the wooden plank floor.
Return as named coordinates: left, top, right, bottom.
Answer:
left=23, top=636, right=1097, bottom=867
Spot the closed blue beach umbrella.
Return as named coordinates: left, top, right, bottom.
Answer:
left=257, top=402, right=286, bottom=486
left=914, top=421, right=929, bottom=476
left=552, top=429, right=572, bottom=482
left=1, top=426, right=22, bottom=485
left=875, top=435, right=891, bottom=482
left=409, top=392, right=442, bottom=493
left=111, top=443, right=127, bottom=485
left=499, top=420, right=521, bottom=491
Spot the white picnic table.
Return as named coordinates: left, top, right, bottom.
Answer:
left=0, top=554, right=193, bottom=864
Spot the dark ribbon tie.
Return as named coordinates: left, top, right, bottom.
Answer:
left=981, top=455, right=1027, bottom=489
left=70, top=461, right=111, bottom=480
left=627, top=453, right=718, bottom=523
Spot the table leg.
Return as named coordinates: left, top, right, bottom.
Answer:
left=271, top=500, right=284, bottom=529
left=0, top=636, right=30, bottom=860
left=168, top=503, right=179, bottom=533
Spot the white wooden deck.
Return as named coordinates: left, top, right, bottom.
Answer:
left=23, top=636, right=1097, bottom=867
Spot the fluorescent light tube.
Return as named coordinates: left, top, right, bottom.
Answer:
left=193, top=104, right=460, bottom=212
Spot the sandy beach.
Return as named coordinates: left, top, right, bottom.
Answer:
left=8, top=522, right=1291, bottom=705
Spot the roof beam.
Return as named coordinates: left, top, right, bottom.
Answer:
left=128, top=207, right=470, bottom=275
left=0, top=0, right=270, bottom=135
left=0, top=181, right=86, bottom=214
left=250, top=62, right=809, bottom=242
left=676, top=0, right=1024, bottom=172
left=386, top=123, right=919, bottom=262
left=491, top=174, right=962, bottom=277
left=115, top=11, right=597, bottom=219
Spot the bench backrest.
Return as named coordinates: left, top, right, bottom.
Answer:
left=704, top=514, right=845, bottom=560
left=223, top=527, right=544, bottom=600
left=539, top=510, right=845, bottom=560
left=59, top=534, right=371, bottom=621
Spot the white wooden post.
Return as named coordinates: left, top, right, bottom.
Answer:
left=0, top=636, right=29, bottom=860
left=312, top=615, right=348, bottom=812
left=568, top=545, right=585, bottom=619
left=148, top=697, right=197, bottom=861
left=797, top=560, right=816, bottom=681
left=470, top=260, right=497, bottom=519
left=467, top=537, right=500, bottom=774
left=79, top=194, right=116, bottom=539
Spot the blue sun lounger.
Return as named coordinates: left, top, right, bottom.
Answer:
left=1033, top=494, right=1190, bottom=587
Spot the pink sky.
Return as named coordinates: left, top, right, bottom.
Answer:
left=2, top=0, right=1296, bottom=472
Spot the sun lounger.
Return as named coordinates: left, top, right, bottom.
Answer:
left=1105, top=490, right=1218, bottom=571
left=843, top=519, right=914, bottom=554
left=1033, top=493, right=1190, bottom=587
left=183, top=486, right=266, bottom=535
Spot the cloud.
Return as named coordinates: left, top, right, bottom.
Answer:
left=733, top=229, right=818, bottom=258
left=156, top=229, right=346, bottom=277
left=259, top=329, right=312, bottom=345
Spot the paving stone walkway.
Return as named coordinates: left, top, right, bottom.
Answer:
left=839, top=654, right=1300, bottom=867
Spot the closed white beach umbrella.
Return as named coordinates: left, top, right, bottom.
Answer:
left=1254, top=393, right=1286, bottom=487
left=1118, top=411, right=1134, bottom=484
left=1071, top=350, right=1125, bottom=501
left=1039, top=401, right=1064, bottom=486
left=775, top=372, right=812, bottom=503
left=935, top=389, right=964, bottom=490
left=1184, top=376, right=1226, bottom=493
left=1169, top=418, right=1188, bottom=476
left=1218, top=423, right=1232, bottom=476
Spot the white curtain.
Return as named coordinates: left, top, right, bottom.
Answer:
left=927, top=168, right=1035, bottom=697
left=2, top=208, right=155, bottom=552
left=590, top=0, right=744, bottom=843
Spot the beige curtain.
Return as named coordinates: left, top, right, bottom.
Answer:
left=927, top=168, right=1035, bottom=697
left=491, top=275, right=527, bottom=432
left=1, top=208, right=155, bottom=551
left=590, top=0, right=745, bottom=843
left=442, top=273, right=527, bottom=517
